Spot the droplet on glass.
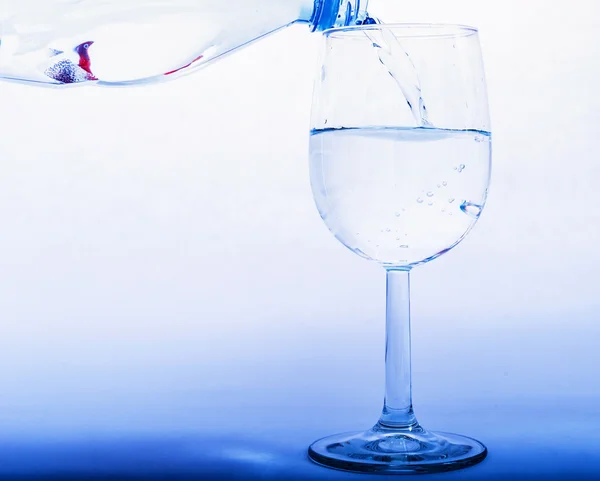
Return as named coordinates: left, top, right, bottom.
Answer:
left=417, top=198, right=424, bottom=204
left=449, top=198, right=455, bottom=204
left=427, top=192, right=434, bottom=197
left=442, top=181, right=448, bottom=186
left=460, top=201, right=483, bottom=219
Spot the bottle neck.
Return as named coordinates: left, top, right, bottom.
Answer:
left=310, top=0, right=369, bottom=31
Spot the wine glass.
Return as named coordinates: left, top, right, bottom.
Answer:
left=307, top=24, right=492, bottom=474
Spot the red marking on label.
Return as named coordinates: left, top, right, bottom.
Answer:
left=165, top=55, right=204, bottom=76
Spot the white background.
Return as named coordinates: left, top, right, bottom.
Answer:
left=0, top=0, right=599, bottom=437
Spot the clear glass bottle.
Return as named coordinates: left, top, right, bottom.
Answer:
left=0, top=0, right=370, bottom=87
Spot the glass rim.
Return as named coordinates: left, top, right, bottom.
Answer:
left=323, top=23, right=479, bottom=39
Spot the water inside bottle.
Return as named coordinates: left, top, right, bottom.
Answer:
left=0, top=0, right=310, bottom=86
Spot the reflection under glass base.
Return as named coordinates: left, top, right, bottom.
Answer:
left=308, top=423, right=487, bottom=474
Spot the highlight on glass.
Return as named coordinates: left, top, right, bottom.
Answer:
left=307, top=23, right=491, bottom=474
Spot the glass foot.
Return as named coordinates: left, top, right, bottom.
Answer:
left=308, top=424, right=487, bottom=474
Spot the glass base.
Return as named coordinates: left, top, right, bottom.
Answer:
left=308, top=424, right=487, bottom=474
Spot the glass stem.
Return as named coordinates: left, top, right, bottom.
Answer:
left=378, top=268, right=419, bottom=430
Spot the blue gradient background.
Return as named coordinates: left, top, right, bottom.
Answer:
left=1, top=0, right=599, bottom=479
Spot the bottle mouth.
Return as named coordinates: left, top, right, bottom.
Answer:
left=312, top=0, right=368, bottom=32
